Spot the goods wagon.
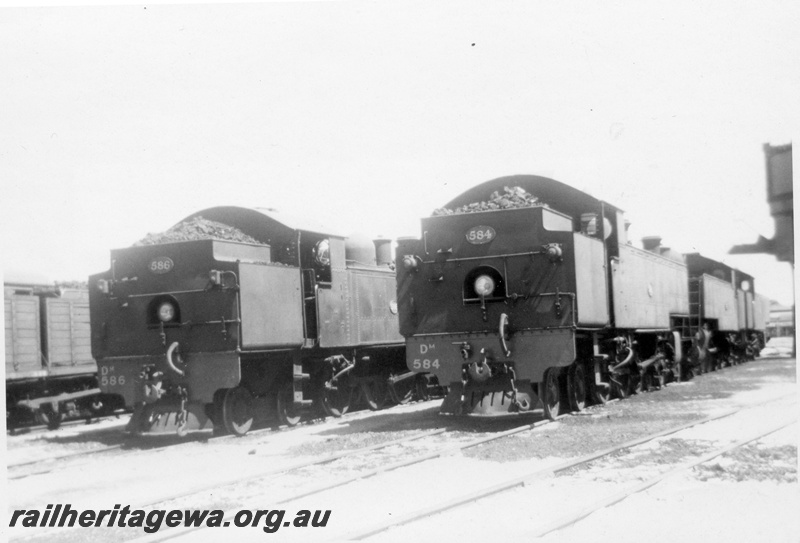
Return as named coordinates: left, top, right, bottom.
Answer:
left=6, top=278, right=124, bottom=429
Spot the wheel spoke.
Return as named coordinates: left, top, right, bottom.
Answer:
left=612, top=373, right=631, bottom=399
left=320, top=375, right=352, bottom=418
left=361, top=378, right=388, bottom=411
left=38, top=403, right=63, bottom=430
left=388, top=373, right=415, bottom=405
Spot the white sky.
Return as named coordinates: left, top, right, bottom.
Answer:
left=1, top=1, right=797, bottom=305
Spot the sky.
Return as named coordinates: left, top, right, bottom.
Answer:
left=1, top=1, right=797, bottom=305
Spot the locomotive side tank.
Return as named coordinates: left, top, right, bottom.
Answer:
left=89, top=207, right=407, bottom=435
left=397, top=175, right=700, bottom=419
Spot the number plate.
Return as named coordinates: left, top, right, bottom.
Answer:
left=465, top=225, right=496, bottom=245
left=149, top=257, right=174, bottom=274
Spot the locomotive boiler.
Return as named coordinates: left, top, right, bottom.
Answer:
left=395, top=175, right=764, bottom=419
left=89, top=207, right=412, bottom=436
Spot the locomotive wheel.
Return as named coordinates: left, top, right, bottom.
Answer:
left=388, top=373, right=415, bottom=405
left=415, top=374, right=432, bottom=402
left=320, top=374, right=353, bottom=418
left=222, top=387, right=254, bottom=436
left=542, top=368, right=561, bottom=421
left=586, top=374, right=611, bottom=405
left=210, top=388, right=228, bottom=431
left=361, top=377, right=388, bottom=411
left=276, top=382, right=302, bottom=427
left=590, top=359, right=611, bottom=405
left=566, top=363, right=587, bottom=412
left=612, top=374, right=632, bottom=399
left=636, top=370, right=653, bottom=394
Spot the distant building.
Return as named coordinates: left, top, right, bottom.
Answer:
left=766, top=300, right=795, bottom=339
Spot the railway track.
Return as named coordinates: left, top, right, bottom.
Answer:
left=7, top=397, right=439, bottom=477
left=116, top=419, right=564, bottom=543
left=8, top=360, right=794, bottom=543
left=7, top=411, right=128, bottom=437
left=123, top=391, right=795, bottom=543
left=6, top=399, right=442, bottom=540
left=110, top=393, right=787, bottom=543
left=528, top=418, right=796, bottom=539
left=348, top=406, right=796, bottom=540
left=7, top=400, right=565, bottom=542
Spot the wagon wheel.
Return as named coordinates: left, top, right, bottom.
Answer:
left=88, top=396, right=106, bottom=416
left=388, top=372, right=415, bottom=405
left=319, top=372, right=353, bottom=418
left=38, top=403, right=63, bottom=430
left=361, top=377, right=388, bottom=411
left=276, top=382, right=302, bottom=427
left=566, top=363, right=587, bottom=412
left=542, top=367, right=561, bottom=421
left=222, top=386, right=254, bottom=436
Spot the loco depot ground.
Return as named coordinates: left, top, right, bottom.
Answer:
left=4, top=355, right=797, bottom=543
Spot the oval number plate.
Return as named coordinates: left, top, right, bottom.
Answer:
left=149, top=257, right=174, bottom=274
left=465, top=225, right=496, bottom=245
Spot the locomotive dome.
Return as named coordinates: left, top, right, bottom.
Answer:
left=344, top=232, right=378, bottom=265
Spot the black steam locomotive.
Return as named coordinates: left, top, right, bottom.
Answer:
left=89, top=207, right=415, bottom=436
left=395, top=175, right=768, bottom=419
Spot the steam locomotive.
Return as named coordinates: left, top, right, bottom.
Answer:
left=88, top=207, right=416, bottom=436
left=395, top=175, right=769, bottom=419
